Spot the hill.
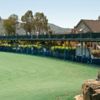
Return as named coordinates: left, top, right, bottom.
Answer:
left=0, top=20, right=71, bottom=35
left=49, top=23, right=71, bottom=34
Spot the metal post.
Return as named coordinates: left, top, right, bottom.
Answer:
left=81, top=41, right=84, bottom=62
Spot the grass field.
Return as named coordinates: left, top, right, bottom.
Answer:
left=0, top=52, right=99, bottom=100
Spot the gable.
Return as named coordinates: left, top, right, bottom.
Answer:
left=75, top=19, right=100, bottom=33
left=75, top=20, right=91, bottom=33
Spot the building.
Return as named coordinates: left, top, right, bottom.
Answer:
left=73, top=18, right=100, bottom=33
left=73, top=18, right=100, bottom=59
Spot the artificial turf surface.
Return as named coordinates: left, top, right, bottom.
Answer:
left=0, top=52, right=99, bottom=100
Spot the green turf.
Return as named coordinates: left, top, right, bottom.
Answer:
left=0, top=52, right=99, bottom=100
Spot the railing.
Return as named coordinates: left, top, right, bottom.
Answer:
left=0, top=32, right=100, bottom=41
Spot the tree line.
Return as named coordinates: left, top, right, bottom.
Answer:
left=3, top=10, right=52, bottom=35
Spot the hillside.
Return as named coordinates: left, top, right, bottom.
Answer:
left=49, top=23, right=71, bottom=34
left=0, top=20, right=71, bottom=35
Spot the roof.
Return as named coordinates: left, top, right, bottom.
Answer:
left=76, top=19, right=100, bottom=33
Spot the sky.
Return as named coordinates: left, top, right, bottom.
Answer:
left=0, top=0, right=100, bottom=28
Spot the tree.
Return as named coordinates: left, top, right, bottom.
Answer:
left=21, top=10, right=34, bottom=35
left=0, top=16, right=2, bottom=21
left=21, top=11, right=49, bottom=35
left=8, top=14, right=18, bottom=22
left=3, top=14, right=18, bottom=35
left=3, top=19, right=16, bottom=35
left=33, top=12, right=49, bottom=34
left=48, top=26, right=53, bottom=35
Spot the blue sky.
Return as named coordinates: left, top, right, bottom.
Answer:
left=0, top=0, right=100, bottom=28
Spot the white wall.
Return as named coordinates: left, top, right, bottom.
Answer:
left=76, top=45, right=90, bottom=58
left=76, top=22, right=90, bottom=33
